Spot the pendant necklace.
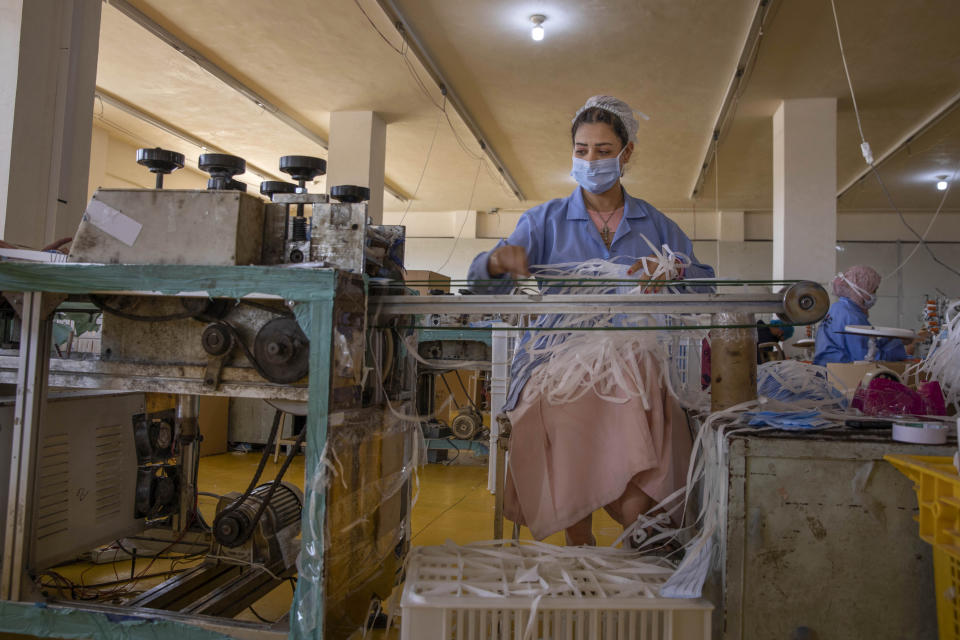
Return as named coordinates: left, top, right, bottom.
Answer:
left=595, top=209, right=619, bottom=248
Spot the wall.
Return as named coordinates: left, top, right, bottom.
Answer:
left=87, top=124, right=207, bottom=199
left=392, top=207, right=960, bottom=331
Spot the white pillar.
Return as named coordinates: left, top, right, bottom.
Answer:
left=716, top=210, right=744, bottom=277
left=326, top=111, right=386, bottom=224
left=451, top=210, right=477, bottom=239
left=772, top=98, right=837, bottom=284
left=0, top=0, right=101, bottom=247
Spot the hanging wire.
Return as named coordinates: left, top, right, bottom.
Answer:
left=829, top=0, right=960, bottom=278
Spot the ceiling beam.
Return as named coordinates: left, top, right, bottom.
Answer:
left=105, top=0, right=327, bottom=148
left=373, top=0, right=526, bottom=202
left=103, top=0, right=409, bottom=203
left=690, top=0, right=776, bottom=200
left=836, top=89, right=960, bottom=199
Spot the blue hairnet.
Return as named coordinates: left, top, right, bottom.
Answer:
left=770, top=318, right=795, bottom=341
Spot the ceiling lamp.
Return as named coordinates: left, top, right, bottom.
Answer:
left=530, top=15, right=546, bottom=41
left=937, top=175, right=949, bottom=191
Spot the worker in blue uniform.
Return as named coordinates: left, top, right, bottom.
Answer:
left=466, top=95, right=715, bottom=547
left=813, top=265, right=921, bottom=365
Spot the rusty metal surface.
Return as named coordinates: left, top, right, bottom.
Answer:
left=0, top=355, right=308, bottom=400
left=721, top=430, right=951, bottom=640
left=710, top=312, right=757, bottom=411
left=68, top=189, right=264, bottom=266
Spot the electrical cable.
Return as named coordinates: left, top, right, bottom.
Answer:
left=884, top=164, right=958, bottom=280
left=351, top=0, right=403, bottom=54
left=217, top=426, right=307, bottom=548
left=89, top=294, right=197, bottom=322
left=437, top=373, right=461, bottom=411
left=215, top=410, right=283, bottom=519
left=239, top=299, right=294, bottom=317
left=399, top=110, right=443, bottom=226
left=443, top=436, right=461, bottom=466
left=435, top=160, right=483, bottom=273
left=453, top=370, right=481, bottom=411
left=248, top=604, right=279, bottom=625
left=352, top=3, right=515, bottom=198
left=829, top=0, right=960, bottom=278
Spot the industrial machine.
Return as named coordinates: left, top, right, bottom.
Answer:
left=0, top=148, right=417, bottom=640
left=0, top=144, right=835, bottom=639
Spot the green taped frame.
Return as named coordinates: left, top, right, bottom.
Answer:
left=0, top=263, right=341, bottom=640
left=0, top=601, right=234, bottom=640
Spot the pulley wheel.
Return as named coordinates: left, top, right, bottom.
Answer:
left=260, top=180, right=297, bottom=197
left=451, top=409, right=482, bottom=440
left=201, top=323, right=234, bottom=356
left=199, top=153, right=246, bottom=178
left=214, top=510, right=249, bottom=547
left=254, top=317, right=310, bottom=383
left=279, top=155, right=327, bottom=183
left=136, top=147, right=184, bottom=174
left=781, top=281, right=830, bottom=325
left=330, top=184, right=370, bottom=204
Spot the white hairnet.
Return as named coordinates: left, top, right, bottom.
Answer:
left=572, top=95, right=645, bottom=144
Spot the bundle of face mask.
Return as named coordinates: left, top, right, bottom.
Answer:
left=743, top=410, right=833, bottom=430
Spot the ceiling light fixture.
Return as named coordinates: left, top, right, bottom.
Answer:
left=937, top=175, right=949, bottom=191
left=530, top=15, right=546, bottom=41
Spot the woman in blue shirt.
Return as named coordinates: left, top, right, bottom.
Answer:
left=468, top=96, right=714, bottom=547
left=813, top=265, right=916, bottom=365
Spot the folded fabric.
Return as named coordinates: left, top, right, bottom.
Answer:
left=852, top=378, right=925, bottom=416
left=744, top=410, right=833, bottom=430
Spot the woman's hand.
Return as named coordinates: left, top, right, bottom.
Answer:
left=488, top=245, right=531, bottom=279
left=42, top=237, right=73, bottom=254
left=627, top=254, right=683, bottom=293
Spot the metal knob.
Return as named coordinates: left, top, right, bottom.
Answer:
left=136, top=148, right=185, bottom=189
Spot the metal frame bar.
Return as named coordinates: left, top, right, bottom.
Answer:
left=0, top=263, right=338, bottom=638
left=372, top=292, right=790, bottom=316
left=0, top=356, right=308, bottom=400
left=290, top=296, right=334, bottom=640
left=1, top=293, right=53, bottom=600
left=690, top=0, right=776, bottom=199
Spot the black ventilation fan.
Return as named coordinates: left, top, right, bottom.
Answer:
left=134, top=466, right=179, bottom=519
left=133, top=410, right=175, bottom=463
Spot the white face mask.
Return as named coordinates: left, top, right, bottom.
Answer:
left=570, top=147, right=626, bottom=194
left=838, top=272, right=876, bottom=309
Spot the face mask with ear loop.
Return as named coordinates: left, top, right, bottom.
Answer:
left=837, top=272, right=877, bottom=309
left=571, top=147, right=627, bottom=194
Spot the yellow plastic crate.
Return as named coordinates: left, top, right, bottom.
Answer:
left=887, top=454, right=960, bottom=640
left=934, top=546, right=960, bottom=640
left=886, top=455, right=960, bottom=555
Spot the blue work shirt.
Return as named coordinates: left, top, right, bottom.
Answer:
left=812, top=296, right=908, bottom=366
left=467, top=187, right=715, bottom=410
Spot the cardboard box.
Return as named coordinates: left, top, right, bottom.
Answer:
left=826, top=361, right=910, bottom=395
left=405, top=270, right=451, bottom=295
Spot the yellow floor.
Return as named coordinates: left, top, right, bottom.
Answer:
left=26, top=450, right=626, bottom=637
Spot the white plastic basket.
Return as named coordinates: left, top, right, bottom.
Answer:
left=400, top=544, right=712, bottom=640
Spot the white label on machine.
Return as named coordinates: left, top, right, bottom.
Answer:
left=85, top=199, right=143, bottom=247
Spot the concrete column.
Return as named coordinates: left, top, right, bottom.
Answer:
left=451, top=210, right=478, bottom=239
left=0, top=0, right=101, bottom=247
left=716, top=210, right=744, bottom=277
left=326, top=111, right=386, bottom=224
left=772, top=99, right=837, bottom=285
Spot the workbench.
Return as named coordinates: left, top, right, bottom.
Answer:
left=715, top=425, right=952, bottom=639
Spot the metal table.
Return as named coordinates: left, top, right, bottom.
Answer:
left=0, top=263, right=344, bottom=640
